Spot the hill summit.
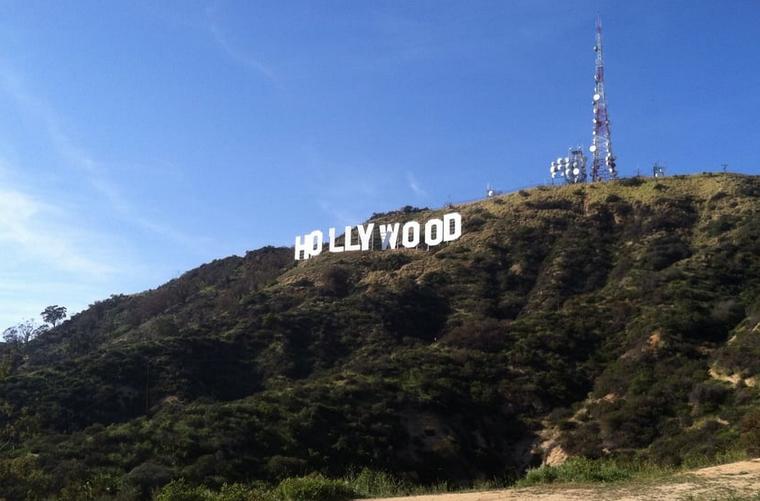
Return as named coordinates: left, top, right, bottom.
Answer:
left=1, top=173, right=760, bottom=498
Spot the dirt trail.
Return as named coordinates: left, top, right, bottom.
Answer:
left=367, top=459, right=760, bottom=501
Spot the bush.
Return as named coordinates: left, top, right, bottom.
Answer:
left=155, top=479, right=211, bottom=501
left=321, top=266, right=352, bottom=297
left=217, top=483, right=277, bottom=501
left=347, top=468, right=410, bottom=498
left=154, top=480, right=277, bottom=501
left=740, top=409, right=760, bottom=456
left=640, top=234, right=691, bottom=270
left=689, top=381, right=730, bottom=414
left=619, top=177, right=645, bottom=187
left=127, top=462, right=173, bottom=498
left=0, top=455, right=54, bottom=500
left=705, top=215, right=736, bottom=236
left=517, top=457, right=642, bottom=486
left=277, top=473, right=357, bottom=501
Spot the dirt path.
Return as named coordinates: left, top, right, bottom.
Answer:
left=367, top=459, right=760, bottom=501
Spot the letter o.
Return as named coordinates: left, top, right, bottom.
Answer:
left=309, top=230, right=324, bottom=257
left=402, top=221, right=420, bottom=248
left=424, top=218, right=444, bottom=246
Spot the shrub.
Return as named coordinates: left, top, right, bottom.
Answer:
left=127, top=462, right=173, bottom=498
left=619, top=177, right=645, bottom=187
left=689, top=381, right=730, bottom=414
left=705, top=215, right=736, bottom=236
left=217, top=483, right=277, bottom=501
left=266, top=456, right=308, bottom=481
left=740, top=409, right=760, bottom=456
left=347, top=468, right=409, bottom=498
left=277, top=473, right=357, bottom=501
left=321, top=266, right=352, bottom=297
left=154, top=481, right=277, bottom=501
left=155, top=479, right=211, bottom=501
left=466, top=214, right=486, bottom=230
left=640, top=234, right=691, bottom=271
left=0, top=455, right=54, bottom=500
left=517, top=457, right=637, bottom=486
left=525, top=199, right=575, bottom=211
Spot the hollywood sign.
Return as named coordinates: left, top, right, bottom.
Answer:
left=295, top=212, right=462, bottom=261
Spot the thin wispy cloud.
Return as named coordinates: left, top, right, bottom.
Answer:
left=406, top=172, right=427, bottom=198
left=0, top=186, right=116, bottom=277
left=0, top=62, right=208, bottom=253
left=0, top=59, right=217, bottom=324
left=205, top=4, right=277, bottom=83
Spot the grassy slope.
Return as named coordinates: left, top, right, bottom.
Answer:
left=1, top=173, right=760, bottom=499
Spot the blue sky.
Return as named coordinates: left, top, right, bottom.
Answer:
left=0, top=0, right=758, bottom=327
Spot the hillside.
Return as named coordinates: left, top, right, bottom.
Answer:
left=1, top=173, right=760, bottom=499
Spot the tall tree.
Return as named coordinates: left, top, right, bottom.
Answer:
left=41, top=305, right=67, bottom=327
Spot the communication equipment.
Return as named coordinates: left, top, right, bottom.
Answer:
left=550, top=146, right=587, bottom=184
left=653, top=163, right=666, bottom=178
left=589, top=16, right=618, bottom=181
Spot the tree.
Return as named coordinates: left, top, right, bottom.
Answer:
left=2, top=319, right=45, bottom=344
left=41, top=305, right=67, bottom=327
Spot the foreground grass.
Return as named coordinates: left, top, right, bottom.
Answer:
left=152, top=451, right=751, bottom=500
left=152, top=468, right=510, bottom=501
left=516, top=457, right=675, bottom=487
left=517, top=450, right=748, bottom=488
left=153, top=470, right=449, bottom=501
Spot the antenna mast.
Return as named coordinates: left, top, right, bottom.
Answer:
left=590, top=16, right=617, bottom=181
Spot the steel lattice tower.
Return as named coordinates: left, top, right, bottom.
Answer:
left=590, top=16, right=617, bottom=181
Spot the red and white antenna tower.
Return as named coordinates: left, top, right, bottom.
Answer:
left=590, top=16, right=617, bottom=181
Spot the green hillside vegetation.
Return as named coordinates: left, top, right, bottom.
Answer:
left=1, top=173, right=759, bottom=500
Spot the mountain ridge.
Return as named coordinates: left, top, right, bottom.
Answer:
left=1, top=172, right=759, bottom=499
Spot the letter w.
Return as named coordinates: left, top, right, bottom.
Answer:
left=379, top=223, right=400, bottom=250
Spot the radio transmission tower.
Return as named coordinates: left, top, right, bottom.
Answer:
left=590, top=16, right=617, bottom=181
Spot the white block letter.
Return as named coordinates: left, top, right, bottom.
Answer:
left=344, top=226, right=361, bottom=252
left=295, top=235, right=308, bottom=260
left=443, top=212, right=462, bottom=242
left=424, top=218, right=444, bottom=246
left=402, top=221, right=420, bottom=248
left=379, top=223, right=400, bottom=250
left=295, top=230, right=324, bottom=260
left=358, top=223, right=375, bottom=251
left=328, top=227, right=344, bottom=253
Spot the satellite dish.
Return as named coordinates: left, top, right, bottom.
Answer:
left=589, top=145, right=597, bottom=153
left=573, top=168, right=580, bottom=176
left=593, top=94, right=601, bottom=102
